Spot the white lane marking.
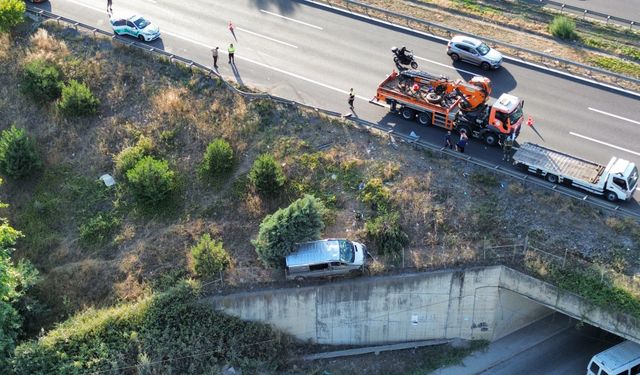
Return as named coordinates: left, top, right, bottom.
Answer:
left=570, top=132, right=640, bottom=157
left=414, top=55, right=478, bottom=76
left=259, top=9, right=323, bottom=30
left=67, top=0, right=103, bottom=13
left=588, top=107, right=640, bottom=125
left=235, top=27, right=298, bottom=49
left=162, top=31, right=370, bottom=101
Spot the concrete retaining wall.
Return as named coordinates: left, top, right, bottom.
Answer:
left=205, top=266, right=640, bottom=345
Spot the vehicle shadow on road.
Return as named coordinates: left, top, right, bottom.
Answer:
left=147, top=38, right=166, bottom=50
left=248, top=0, right=299, bottom=14
left=451, top=61, right=518, bottom=94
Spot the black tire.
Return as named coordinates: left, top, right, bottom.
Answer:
left=480, top=62, right=491, bottom=71
left=418, top=112, right=432, bottom=126
left=410, top=61, right=418, bottom=69
left=393, top=57, right=399, bottom=64
left=605, top=191, right=618, bottom=202
left=546, top=174, right=558, bottom=184
left=484, top=133, right=498, bottom=146
left=401, top=107, right=415, bottom=120
left=294, top=276, right=305, bottom=283
left=426, top=93, right=442, bottom=104
left=138, top=34, right=145, bottom=42
left=450, top=53, right=460, bottom=61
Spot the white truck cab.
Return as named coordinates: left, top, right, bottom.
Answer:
left=603, top=158, right=639, bottom=201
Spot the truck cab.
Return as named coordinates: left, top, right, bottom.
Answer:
left=603, top=158, right=638, bottom=201
left=487, top=93, right=524, bottom=138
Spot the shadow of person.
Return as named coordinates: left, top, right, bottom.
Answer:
left=231, top=63, right=244, bottom=86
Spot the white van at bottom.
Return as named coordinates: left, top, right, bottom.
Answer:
left=587, top=340, right=640, bottom=375
left=285, top=239, right=367, bottom=280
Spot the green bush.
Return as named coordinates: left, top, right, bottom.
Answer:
left=549, top=16, right=577, bottom=40
left=114, top=136, right=153, bottom=175
left=12, top=282, right=291, bottom=374
left=21, top=58, right=63, bottom=103
left=253, top=194, right=325, bottom=267
left=79, top=212, right=121, bottom=246
left=57, top=79, right=100, bottom=117
left=0, top=125, right=40, bottom=178
left=190, top=234, right=231, bottom=278
left=359, top=178, right=391, bottom=212
left=248, top=153, right=285, bottom=195
left=126, top=156, right=177, bottom=205
left=0, top=0, right=25, bottom=32
left=200, top=138, right=234, bottom=177
left=365, top=211, right=409, bottom=258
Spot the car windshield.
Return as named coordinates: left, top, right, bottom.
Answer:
left=133, top=18, right=150, bottom=29
left=508, top=101, right=524, bottom=124
left=338, top=240, right=355, bottom=263
left=628, top=166, right=639, bottom=190
left=476, top=42, right=491, bottom=55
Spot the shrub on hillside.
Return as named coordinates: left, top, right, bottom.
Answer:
left=126, top=156, right=176, bottom=205
left=190, top=234, right=231, bottom=278
left=549, top=16, right=577, bottom=40
left=248, top=153, right=285, bottom=195
left=365, top=212, right=409, bottom=258
left=0, top=125, right=40, bottom=179
left=200, top=138, right=234, bottom=178
left=359, top=178, right=391, bottom=213
left=21, top=58, right=62, bottom=102
left=11, top=282, right=292, bottom=374
left=253, top=194, right=325, bottom=267
left=57, top=79, right=100, bottom=117
left=0, top=0, right=25, bottom=32
left=114, top=136, right=154, bottom=175
left=79, top=211, right=121, bottom=246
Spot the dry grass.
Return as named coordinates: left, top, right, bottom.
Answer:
left=26, top=28, right=69, bottom=63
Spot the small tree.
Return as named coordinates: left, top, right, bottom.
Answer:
left=0, top=0, right=25, bottom=33
left=200, top=138, right=234, bottom=177
left=57, top=79, right=100, bottom=117
left=189, top=234, right=231, bottom=278
left=126, top=156, right=176, bottom=205
left=359, top=178, right=391, bottom=213
left=114, top=136, right=153, bottom=176
left=253, top=194, right=325, bottom=267
left=365, top=212, right=409, bottom=258
left=248, top=153, right=285, bottom=195
left=21, top=59, right=62, bottom=103
left=549, top=16, right=577, bottom=40
left=0, top=126, right=40, bottom=179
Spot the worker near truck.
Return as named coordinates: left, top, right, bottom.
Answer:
left=502, top=134, right=514, bottom=161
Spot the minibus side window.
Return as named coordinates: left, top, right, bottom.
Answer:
left=615, top=370, right=628, bottom=375
left=590, top=362, right=601, bottom=374
left=631, top=363, right=640, bottom=375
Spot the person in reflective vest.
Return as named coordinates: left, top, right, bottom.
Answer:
left=228, top=44, right=236, bottom=64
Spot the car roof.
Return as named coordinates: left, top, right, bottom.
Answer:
left=110, top=14, right=142, bottom=22
left=285, top=239, right=351, bottom=267
left=451, top=35, right=483, bottom=47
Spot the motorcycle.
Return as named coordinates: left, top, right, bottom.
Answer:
left=391, top=46, right=418, bottom=70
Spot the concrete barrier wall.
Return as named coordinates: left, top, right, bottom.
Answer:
left=205, top=266, right=639, bottom=345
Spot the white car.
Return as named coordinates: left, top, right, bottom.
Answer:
left=110, top=15, right=160, bottom=42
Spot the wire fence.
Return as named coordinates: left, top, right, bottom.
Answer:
left=305, top=0, right=640, bottom=91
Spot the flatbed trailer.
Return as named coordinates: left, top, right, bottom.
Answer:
left=513, top=142, right=638, bottom=202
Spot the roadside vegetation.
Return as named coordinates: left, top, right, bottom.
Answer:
left=0, top=8, right=639, bottom=374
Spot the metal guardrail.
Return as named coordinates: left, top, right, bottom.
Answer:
left=305, top=0, right=640, bottom=90
left=25, top=7, right=640, bottom=223
left=537, top=0, right=638, bottom=30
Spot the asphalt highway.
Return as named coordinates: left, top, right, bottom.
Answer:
left=33, top=0, right=640, bottom=206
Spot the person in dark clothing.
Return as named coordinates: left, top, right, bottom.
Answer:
left=456, top=130, right=468, bottom=153
left=348, top=88, right=355, bottom=110
left=211, top=47, right=219, bottom=69
left=444, top=131, right=453, bottom=149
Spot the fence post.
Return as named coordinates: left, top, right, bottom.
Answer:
left=483, top=236, right=487, bottom=260
left=562, top=248, right=568, bottom=268
left=523, top=234, right=529, bottom=253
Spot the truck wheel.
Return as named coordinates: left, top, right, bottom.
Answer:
left=484, top=133, right=498, bottom=146
left=418, top=112, right=432, bottom=125
left=605, top=191, right=618, bottom=202
left=546, top=174, right=558, bottom=184
left=401, top=107, right=415, bottom=120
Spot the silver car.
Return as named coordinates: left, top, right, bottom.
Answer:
left=447, top=35, right=502, bottom=70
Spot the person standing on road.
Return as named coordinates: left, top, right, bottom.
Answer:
left=456, top=129, right=468, bottom=153
left=502, top=134, right=514, bottom=161
left=444, top=131, right=453, bottom=149
left=107, top=0, right=113, bottom=14
left=348, top=88, right=355, bottom=110
left=211, top=47, right=219, bottom=69
left=228, top=43, right=235, bottom=64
